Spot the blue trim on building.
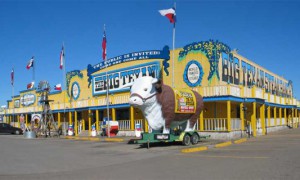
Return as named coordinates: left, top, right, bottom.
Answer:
left=51, top=103, right=130, bottom=113
left=49, top=91, right=62, bottom=95
left=89, top=103, right=130, bottom=110
left=203, top=96, right=265, bottom=104
left=20, top=88, right=37, bottom=93
left=265, top=102, right=297, bottom=109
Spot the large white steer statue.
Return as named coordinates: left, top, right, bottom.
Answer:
left=124, top=76, right=204, bottom=134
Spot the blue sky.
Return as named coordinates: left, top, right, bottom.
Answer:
left=0, top=0, right=300, bottom=106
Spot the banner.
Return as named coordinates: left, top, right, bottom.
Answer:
left=87, top=46, right=170, bottom=87
left=174, top=89, right=196, bottom=113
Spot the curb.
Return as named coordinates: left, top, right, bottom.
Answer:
left=104, top=138, right=124, bottom=142
left=181, top=146, right=208, bottom=153
left=181, top=138, right=248, bottom=153
left=63, top=136, right=124, bottom=142
left=234, top=138, right=247, bottom=144
left=215, top=141, right=232, bottom=148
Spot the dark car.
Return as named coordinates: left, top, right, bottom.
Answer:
left=0, top=123, right=23, bottom=135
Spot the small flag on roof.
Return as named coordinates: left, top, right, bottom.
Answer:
left=27, top=82, right=34, bottom=89
left=54, top=83, right=62, bottom=91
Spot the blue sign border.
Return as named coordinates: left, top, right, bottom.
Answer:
left=183, top=60, right=204, bottom=87
left=92, top=61, right=161, bottom=96
left=21, top=93, right=36, bottom=107
left=87, top=46, right=170, bottom=87
left=71, top=82, right=81, bottom=101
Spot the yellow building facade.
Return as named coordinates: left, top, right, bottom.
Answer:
left=1, top=40, right=300, bottom=138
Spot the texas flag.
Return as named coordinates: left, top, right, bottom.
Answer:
left=27, top=82, right=34, bottom=89
left=102, top=28, right=107, bottom=60
left=54, top=84, right=62, bottom=91
left=26, top=57, right=34, bottom=70
left=159, top=7, right=176, bottom=24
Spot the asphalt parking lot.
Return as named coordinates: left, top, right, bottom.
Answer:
left=1, top=128, right=300, bottom=180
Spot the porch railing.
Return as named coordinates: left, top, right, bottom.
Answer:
left=203, top=118, right=227, bottom=131
left=231, top=118, right=242, bottom=131
left=118, top=120, right=131, bottom=130
left=117, top=119, right=145, bottom=131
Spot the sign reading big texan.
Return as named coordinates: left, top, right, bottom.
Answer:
left=87, top=46, right=170, bottom=89
left=92, top=62, right=160, bottom=95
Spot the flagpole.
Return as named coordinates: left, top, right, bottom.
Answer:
left=62, top=42, right=67, bottom=135
left=33, top=56, right=35, bottom=86
left=103, top=24, right=110, bottom=138
left=172, top=2, right=176, bottom=88
left=11, top=68, right=14, bottom=127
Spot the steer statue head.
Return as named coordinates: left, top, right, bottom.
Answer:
left=123, top=76, right=161, bottom=108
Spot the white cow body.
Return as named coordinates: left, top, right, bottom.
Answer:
left=127, top=77, right=169, bottom=133
left=125, top=76, right=200, bottom=133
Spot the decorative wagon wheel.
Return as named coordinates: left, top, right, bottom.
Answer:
left=38, top=80, right=51, bottom=93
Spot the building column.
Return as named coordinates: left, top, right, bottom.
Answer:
left=279, top=108, right=282, bottom=126
left=274, top=107, right=277, bottom=126
left=144, top=118, right=149, bottom=133
left=298, top=109, right=300, bottom=127
left=69, top=111, right=72, bottom=125
left=251, top=102, right=257, bottom=137
left=25, top=114, right=28, bottom=128
left=130, top=106, right=134, bottom=131
left=227, top=101, right=231, bottom=132
left=112, top=108, right=116, bottom=121
left=96, top=110, right=99, bottom=132
left=295, top=108, right=298, bottom=127
left=260, top=104, right=266, bottom=135
left=17, top=114, right=20, bottom=128
left=199, top=109, right=204, bottom=131
left=292, top=108, right=295, bottom=128
left=74, top=111, right=78, bottom=136
left=88, top=110, right=92, bottom=136
left=240, top=102, right=245, bottom=131
left=284, top=108, right=287, bottom=126
left=58, top=112, right=61, bottom=129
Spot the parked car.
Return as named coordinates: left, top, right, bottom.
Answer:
left=0, top=123, right=23, bottom=135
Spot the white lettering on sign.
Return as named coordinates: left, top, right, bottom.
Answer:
left=93, top=62, right=160, bottom=95
left=187, top=63, right=200, bottom=84
left=21, top=94, right=35, bottom=106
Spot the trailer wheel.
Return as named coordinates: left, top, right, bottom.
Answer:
left=191, top=133, right=199, bottom=145
left=182, top=133, right=191, bottom=146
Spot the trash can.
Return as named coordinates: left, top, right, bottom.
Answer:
left=101, top=119, right=119, bottom=137
left=91, top=124, right=97, bottom=137
left=106, top=121, right=119, bottom=137
left=68, top=124, right=74, bottom=136
left=24, top=131, right=36, bottom=139
left=135, top=123, right=141, bottom=137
